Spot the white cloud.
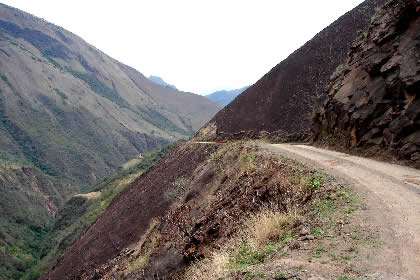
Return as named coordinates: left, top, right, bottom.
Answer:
left=2, top=0, right=365, bottom=94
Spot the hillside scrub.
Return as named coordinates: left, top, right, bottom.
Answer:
left=39, top=140, right=390, bottom=279
left=89, top=141, right=348, bottom=279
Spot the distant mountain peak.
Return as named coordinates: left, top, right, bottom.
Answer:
left=206, top=86, right=249, bottom=105
left=149, top=75, right=177, bottom=89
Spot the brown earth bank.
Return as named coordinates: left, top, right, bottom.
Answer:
left=42, top=140, right=420, bottom=280
left=313, top=0, right=420, bottom=169
left=42, top=140, right=324, bottom=279
left=194, top=0, right=387, bottom=143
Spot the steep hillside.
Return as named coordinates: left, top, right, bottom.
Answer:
left=0, top=166, right=73, bottom=280
left=148, top=75, right=177, bottom=89
left=42, top=140, right=389, bottom=280
left=206, top=86, right=249, bottom=105
left=0, top=3, right=221, bottom=187
left=42, top=142, right=218, bottom=279
left=23, top=143, right=176, bottom=280
left=41, top=1, right=419, bottom=279
left=313, top=0, right=419, bottom=168
left=195, top=0, right=387, bottom=142
left=0, top=3, right=221, bottom=279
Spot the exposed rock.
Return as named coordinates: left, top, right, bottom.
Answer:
left=313, top=0, right=420, bottom=168
left=299, top=235, right=315, bottom=241
left=299, top=228, right=310, bottom=236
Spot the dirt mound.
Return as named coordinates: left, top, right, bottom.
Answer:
left=194, top=0, right=387, bottom=142
left=313, top=0, right=420, bottom=168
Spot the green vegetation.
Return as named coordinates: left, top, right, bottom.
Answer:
left=44, top=56, right=62, bottom=69
left=337, top=276, right=354, bottom=280
left=0, top=48, right=10, bottom=57
left=54, top=88, right=68, bottom=100
left=0, top=73, right=19, bottom=96
left=66, top=68, right=129, bottom=108
left=0, top=98, right=55, bottom=176
left=306, top=172, right=324, bottom=190
left=275, top=273, right=298, bottom=280
left=137, top=106, right=190, bottom=136
left=181, top=206, right=297, bottom=279
left=230, top=242, right=268, bottom=267
left=22, top=143, right=176, bottom=279
left=241, top=152, right=257, bottom=169
left=0, top=167, right=65, bottom=280
left=313, top=198, right=337, bottom=217
left=230, top=229, right=293, bottom=269
left=0, top=11, right=220, bottom=280
left=243, top=271, right=266, bottom=279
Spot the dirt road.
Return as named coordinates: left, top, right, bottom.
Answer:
left=265, top=143, right=420, bottom=280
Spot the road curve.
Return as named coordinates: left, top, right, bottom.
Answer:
left=266, top=143, right=420, bottom=280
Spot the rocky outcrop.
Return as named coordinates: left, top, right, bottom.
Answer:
left=313, top=0, right=419, bottom=168
left=195, top=0, right=387, bottom=142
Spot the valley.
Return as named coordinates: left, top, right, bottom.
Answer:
left=0, top=0, right=419, bottom=279
left=0, top=2, right=221, bottom=279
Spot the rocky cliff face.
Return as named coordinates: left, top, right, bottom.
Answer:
left=313, top=0, right=419, bottom=168
left=195, top=0, right=387, bottom=142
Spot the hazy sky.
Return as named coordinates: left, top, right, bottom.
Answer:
left=2, top=0, right=365, bottom=94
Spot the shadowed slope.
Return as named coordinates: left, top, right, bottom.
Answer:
left=195, top=0, right=387, bottom=142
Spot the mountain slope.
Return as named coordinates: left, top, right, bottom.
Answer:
left=148, top=75, right=177, bottom=89
left=40, top=1, right=403, bottom=279
left=0, top=3, right=221, bottom=279
left=0, top=3, right=222, bottom=188
left=206, top=86, right=249, bottom=105
left=195, top=0, right=387, bottom=142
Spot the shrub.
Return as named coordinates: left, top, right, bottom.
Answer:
left=306, top=172, right=324, bottom=190
left=243, top=207, right=297, bottom=249
left=179, top=250, right=230, bottom=280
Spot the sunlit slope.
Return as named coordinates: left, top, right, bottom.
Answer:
left=0, top=4, right=221, bottom=279
left=0, top=4, right=221, bottom=186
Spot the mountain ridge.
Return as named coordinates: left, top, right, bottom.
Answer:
left=148, top=75, right=177, bottom=89
left=205, top=86, right=249, bottom=105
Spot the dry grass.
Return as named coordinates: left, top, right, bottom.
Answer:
left=243, top=207, right=298, bottom=250
left=121, top=156, right=143, bottom=170
left=179, top=207, right=298, bottom=280
left=75, top=191, right=101, bottom=200
left=180, top=250, right=230, bottom=280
